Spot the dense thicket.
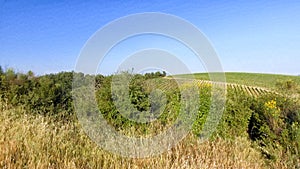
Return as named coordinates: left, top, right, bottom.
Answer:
left=0, top=67, right=73, bottom=120
left=0, top=67, right=166, bottom=120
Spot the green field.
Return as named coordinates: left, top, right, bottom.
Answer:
left=174, top=72, right=300, bottom=90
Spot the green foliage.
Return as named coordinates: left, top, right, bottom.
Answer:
left=248, top=94, right=300, bottom=164
left=129, top=74, right=150, bottom=112
left=191, top=86, right=211, bottom=136
left=276, top=79, right=297, bottom=90
left=95, top=72, right=182, bottom=136
left=215, top=88, right=254, bottom=138
left=0, top=68, right=74, bottom=120
left=1, top=66, right=299, bottom=167
left=144, top=71, right=166, bottom=79
left=276, top=79, right=300, bottom=97
left=0, top=66, right=3, bottom=75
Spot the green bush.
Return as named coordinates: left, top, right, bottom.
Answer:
left=248, top=93, right=300, bottom=164
left=0, top=68, right=74, bottom=120
left=215, top=88, right=253, bottom=139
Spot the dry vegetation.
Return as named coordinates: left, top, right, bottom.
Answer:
left=0, top=107, right=269, bottom=169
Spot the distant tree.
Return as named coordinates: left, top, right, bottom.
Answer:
left=0, top=66, right=3, bottom=75
left=154, top=71, right=161, bottom=77
left=5, top=68, right=16, bottom=83
left=145, top=71, right=166, bottom=79
left=27, top=70, right=35, bottom=80
left=95, top=74, right=105, bottom=89
left=0, top=66, right=3, bottom=92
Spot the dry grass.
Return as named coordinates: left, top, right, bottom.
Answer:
left=0, top=107, right=271, bottom=169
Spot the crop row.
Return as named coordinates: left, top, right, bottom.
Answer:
left=146, top=78, right=274, bottom=97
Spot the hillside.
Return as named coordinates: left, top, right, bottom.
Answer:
left=174, top=72, right=300, bottom=90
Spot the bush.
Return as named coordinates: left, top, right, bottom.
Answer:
left=0, top=68, right=74, bottom=120
left=248, top=93, right=300, bottom=164
left=215, top=88, right=254, bottom=139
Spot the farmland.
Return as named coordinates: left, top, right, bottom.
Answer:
left=173, top=72, right=300, bottom=98
left=0, top=68, right=299, bottom=168
left=174, top=72, right=300, bottom=90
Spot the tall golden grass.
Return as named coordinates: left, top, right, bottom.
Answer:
left=0, top=106, right=290, bottom=169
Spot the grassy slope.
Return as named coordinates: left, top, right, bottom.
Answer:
left=174, top=72, right=300, bottom=89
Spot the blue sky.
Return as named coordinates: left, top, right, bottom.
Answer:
left=1, top=0, right=300, bottom=75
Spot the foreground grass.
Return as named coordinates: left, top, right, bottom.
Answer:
left=0, top=107, right=269, bottom=169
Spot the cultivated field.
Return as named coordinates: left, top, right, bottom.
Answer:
left=174, top=72, right=300, bottom=98
left=174, top=72, right=300, bottom=90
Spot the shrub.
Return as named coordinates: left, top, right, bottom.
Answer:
left=248, top=93, right=300, bottom=165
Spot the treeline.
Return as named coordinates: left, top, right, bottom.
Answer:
left=144, top=71, right=166, bottom=78
left=0, top=67, right=73, bottom=119
left=0, top=66, right=167, bottom=119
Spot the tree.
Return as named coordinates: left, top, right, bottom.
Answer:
left=5, top=68, right=16, bottom=83
left=0, top=66, right=3, bottom=75
left=27, top=70, right=35, bottom=80
left=0, top=66, right=4, bottom=92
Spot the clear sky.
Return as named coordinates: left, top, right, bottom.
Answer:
left=1, top=0, right=300, bottom=75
